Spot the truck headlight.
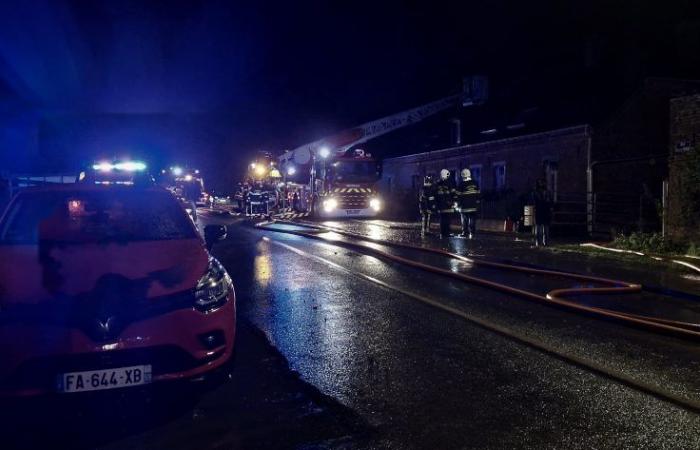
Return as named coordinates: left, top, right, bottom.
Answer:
left=194, top=258, right=232, bottom=312
left=323, top=198, right=338, bottom=212
left=370, top=198, right=381, bottom=211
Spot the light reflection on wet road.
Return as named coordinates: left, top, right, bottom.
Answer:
left=211, top=217, right=700, bottom=448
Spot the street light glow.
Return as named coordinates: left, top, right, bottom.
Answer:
left=172, top=166, right=184, bottom=176
left=287, top=166, right=296, bottom=176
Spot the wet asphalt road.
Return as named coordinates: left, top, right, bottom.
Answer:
left=5, top=212, right=700, bottom=449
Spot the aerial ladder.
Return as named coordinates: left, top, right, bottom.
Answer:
left=278, top=76, right=488, bottom=217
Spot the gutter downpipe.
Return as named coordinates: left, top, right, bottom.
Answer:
left=586, top=127, right=593, bottom=236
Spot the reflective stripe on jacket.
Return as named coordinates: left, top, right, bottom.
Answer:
left=419, top=184, right=437, bottom=213
left=455, top=179, right=480, bottom=213
left=435, top=180, right=456, bottom=213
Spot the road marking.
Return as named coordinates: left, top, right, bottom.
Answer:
left=274, top=212, right=311, bottom=220
left=263, top=235, right=700, bottom=414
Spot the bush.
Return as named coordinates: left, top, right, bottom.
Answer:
left=612, top=232, right=686, bottom=254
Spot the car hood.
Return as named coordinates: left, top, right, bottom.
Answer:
left=0, top=239, right=208, bottom=305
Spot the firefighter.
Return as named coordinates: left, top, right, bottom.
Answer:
left=418, top=175, right=436, bottom=235
left=244, top=189, right=252, bottom=215
left=436, top=169, right=456, bottom=238
left=183, top=179, right=201, bottom=223
left=292, top=191, right=300, bottom=212
left=455, top=168, right=480, bottom=238
left=531, top=178, right=553, bottom=247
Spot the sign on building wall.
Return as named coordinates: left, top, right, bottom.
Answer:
left=674, top=138, right=694, bottom=154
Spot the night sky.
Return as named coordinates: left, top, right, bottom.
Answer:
left=0, top=0, right=699, bottom=186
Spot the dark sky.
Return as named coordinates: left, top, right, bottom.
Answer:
left=0, top=0, right=699, bottom=181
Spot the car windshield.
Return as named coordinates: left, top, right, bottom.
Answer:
left=331, top=160, right=379, bottom=183
left=0, top=189, right=197, bottom=245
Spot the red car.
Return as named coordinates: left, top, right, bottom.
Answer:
left=0, top=184, right=235, bottom=396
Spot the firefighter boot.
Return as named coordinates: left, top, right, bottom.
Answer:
left=440, top=213, right=451, bottom=238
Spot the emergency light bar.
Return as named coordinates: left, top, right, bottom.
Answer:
left=92, top=161, right=147, bottom=172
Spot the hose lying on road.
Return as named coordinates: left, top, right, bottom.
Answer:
left=258, top=231, right=700, bottom=416
left=257, top=220, right=700, bottom=342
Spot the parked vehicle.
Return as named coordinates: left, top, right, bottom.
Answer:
left=0, top=183, right=235, bottom=396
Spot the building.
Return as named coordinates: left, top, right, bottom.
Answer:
left=381, top=126, right=590, bottom=232
left=667, top=93, right=700, bottom=244
left=376, top=78, right=700, bottom=236
left=589, top=78, right=700, bottom=235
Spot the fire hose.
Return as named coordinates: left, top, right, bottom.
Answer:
left=259, top=219, right=700, bottom=341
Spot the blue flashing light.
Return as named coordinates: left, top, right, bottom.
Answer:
left=114, top=161, right=147, bottom=171
left=93, top=162, right=113, bottom=172
left=92, top=160, right=147, bottom=173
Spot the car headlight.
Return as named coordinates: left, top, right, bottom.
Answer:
left=194, top=257, right=232, bottom=312
left=370, top=198, right=381, bottom=211
left=322, top=198, right=338, bottom=212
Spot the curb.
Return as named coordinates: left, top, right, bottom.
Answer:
left=580, top=243, right=700, bottom=274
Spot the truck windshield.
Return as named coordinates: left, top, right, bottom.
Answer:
left=332, top=160, right=379, bottom=183
left=0, top=189, right=197, bottom=245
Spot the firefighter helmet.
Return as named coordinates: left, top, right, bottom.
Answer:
left=440, top=169, right=450, bottom=180
left=461, top=168, right=471, bottom=180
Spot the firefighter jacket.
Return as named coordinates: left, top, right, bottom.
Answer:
left=455, top=179, right=480, bottom=213
left=435, top=179, right=456, bottom=213
left=418, top=183, right=437, bottom=214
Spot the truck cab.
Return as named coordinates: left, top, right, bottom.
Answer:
left=317, top=149, right=382, bottom=218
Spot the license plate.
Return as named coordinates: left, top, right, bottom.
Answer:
left=58, top=365, right=152, bottom=393
left=345, top=210, right=360, bottom=215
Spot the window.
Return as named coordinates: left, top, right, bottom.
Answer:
left=469, top=165, right=482, bottom=189
left=493, top=162, right=506, bottom=190
left=331, top=160, right=379, bottom=183
left=544, top=161, right=558, bottom=202
left=411, top=175, right=421, bottom=190
left=0, top=190, right=196, bottom=245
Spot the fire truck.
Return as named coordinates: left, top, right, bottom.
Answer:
left=315, top=148, right=382, bottom=217
left=278, top=76, right=488, bottom=218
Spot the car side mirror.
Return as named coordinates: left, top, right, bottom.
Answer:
left=204, top=225, right=227, bottom=251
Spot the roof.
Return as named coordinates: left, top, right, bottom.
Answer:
left=365, top=77, right=700, bottom=160
left=384, top=125, right=591, bottom=163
